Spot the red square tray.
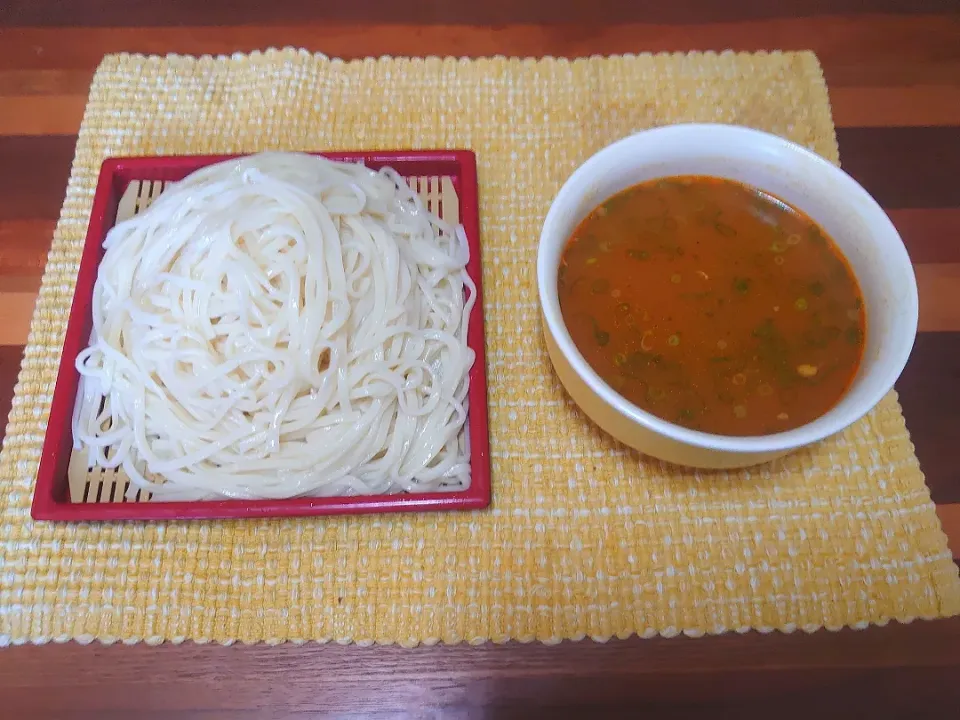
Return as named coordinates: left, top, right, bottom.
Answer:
left=31, top=150, right=489, bottom=521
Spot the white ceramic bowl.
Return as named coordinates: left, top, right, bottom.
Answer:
left=537, top=123, right=918, bottom=469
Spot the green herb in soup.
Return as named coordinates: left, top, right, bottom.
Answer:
left=557, top=175, right=866, bottom=436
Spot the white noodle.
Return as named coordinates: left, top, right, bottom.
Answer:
left=73, top=152, right=476, bottom=500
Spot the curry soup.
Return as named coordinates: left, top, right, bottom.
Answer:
left=557, top=176, right=865, bottom=436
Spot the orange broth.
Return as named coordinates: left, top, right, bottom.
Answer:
left=557, top=176, right=866, bottom=436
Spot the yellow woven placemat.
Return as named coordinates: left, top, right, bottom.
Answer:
left=1, top=49, right=958, bottom=646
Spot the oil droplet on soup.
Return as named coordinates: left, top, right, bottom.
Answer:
left=557, top=175, right=866, bottom=436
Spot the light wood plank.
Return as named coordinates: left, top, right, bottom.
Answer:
left=0, top=220, right=54, bottom=274
left=916, top=263, right=960, bottom=333
left=0, top=278, right=38, bottom=346
left=0, top=68, right=92, bottom=95
left=830, top=86, right=960, bottom=128
left=936, top=503, right=960, bottom=559
left=0, top=94, right=86, bottom=136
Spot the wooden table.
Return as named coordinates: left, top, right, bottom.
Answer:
left=1, top=2, right=959, bottom=717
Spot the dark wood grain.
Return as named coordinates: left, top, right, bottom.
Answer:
left=1, top=619, right=959, bottom=719
left=835, top=127, right=960, bottom=209
left=890, top=209, right=960, bottom=264
left=4, top=668, right=959, bottom=719
left=4, top=0, right=958, bottom=26
left=897, top=333, right=960, bottom=505
left=0, top=345, right=22, bottom=435
left=3, top=17, right=960, bottom=89
left=0, top=136, right=74, bottom=221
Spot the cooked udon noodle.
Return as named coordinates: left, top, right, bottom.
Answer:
left=73, top=152, right=476, bottom=500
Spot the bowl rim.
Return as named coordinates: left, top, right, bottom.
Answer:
left=537, top=122, right=919, bottom=454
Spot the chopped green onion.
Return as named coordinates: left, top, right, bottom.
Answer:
left=715, top=222, right=736, bottom=237
left=845, top=326, right=863, bottom=345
